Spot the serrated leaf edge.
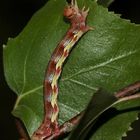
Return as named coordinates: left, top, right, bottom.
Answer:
left=121, top=115, right=140, bottom=139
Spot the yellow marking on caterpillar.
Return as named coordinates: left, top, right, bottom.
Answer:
left=50, top=31, right=83, bottom=122
left=51, top=110, right=59, bottom=123
left=51, top=31, right=83, bottom=91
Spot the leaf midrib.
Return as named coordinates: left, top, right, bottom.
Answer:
left=63, top=50, right=138, bottom=80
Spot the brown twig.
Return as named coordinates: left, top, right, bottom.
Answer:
left=15, top=118, right=30, bottom=140
left=115, top=81, right=140, bottom=98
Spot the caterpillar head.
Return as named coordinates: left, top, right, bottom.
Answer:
left=63, top=0, right=79, bottom=20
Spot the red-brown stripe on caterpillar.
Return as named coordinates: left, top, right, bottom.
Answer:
left=31, top=0, right=93, bottom=139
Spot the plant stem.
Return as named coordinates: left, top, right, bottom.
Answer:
left=117, top=92, right=140, bottom=103
left=15, top=118, right=30, bottom=140
left=115, top=81, right=140, bottom=98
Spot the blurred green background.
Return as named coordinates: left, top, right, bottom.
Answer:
left=0, top=0, right=139, bottom=139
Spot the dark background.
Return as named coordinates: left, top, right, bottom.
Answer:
left=0, top=0, right=140, bottom=139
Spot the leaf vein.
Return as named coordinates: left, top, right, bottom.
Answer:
left=68, top=79, right=98, bottom=91
left=63, top=50, right=137, bottom=80
left=14, top=85, right=43, bottom=110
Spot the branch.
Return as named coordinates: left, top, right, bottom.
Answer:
left=15, top=118, right=30, bottom=140
left=115, top=81, right=140, bottom=98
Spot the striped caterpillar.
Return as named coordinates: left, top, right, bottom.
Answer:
left=32, top=0, right=92, bottom=139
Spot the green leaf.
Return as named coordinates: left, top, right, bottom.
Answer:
left=69, top=89, right=117, bottom=140
left=3, top=0, right=140, bottom=139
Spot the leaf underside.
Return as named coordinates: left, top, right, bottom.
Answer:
left=3, top=0, right=140, bottom=139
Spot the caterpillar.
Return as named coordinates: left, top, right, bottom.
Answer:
left=32, top=0, right=92, bottom=139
